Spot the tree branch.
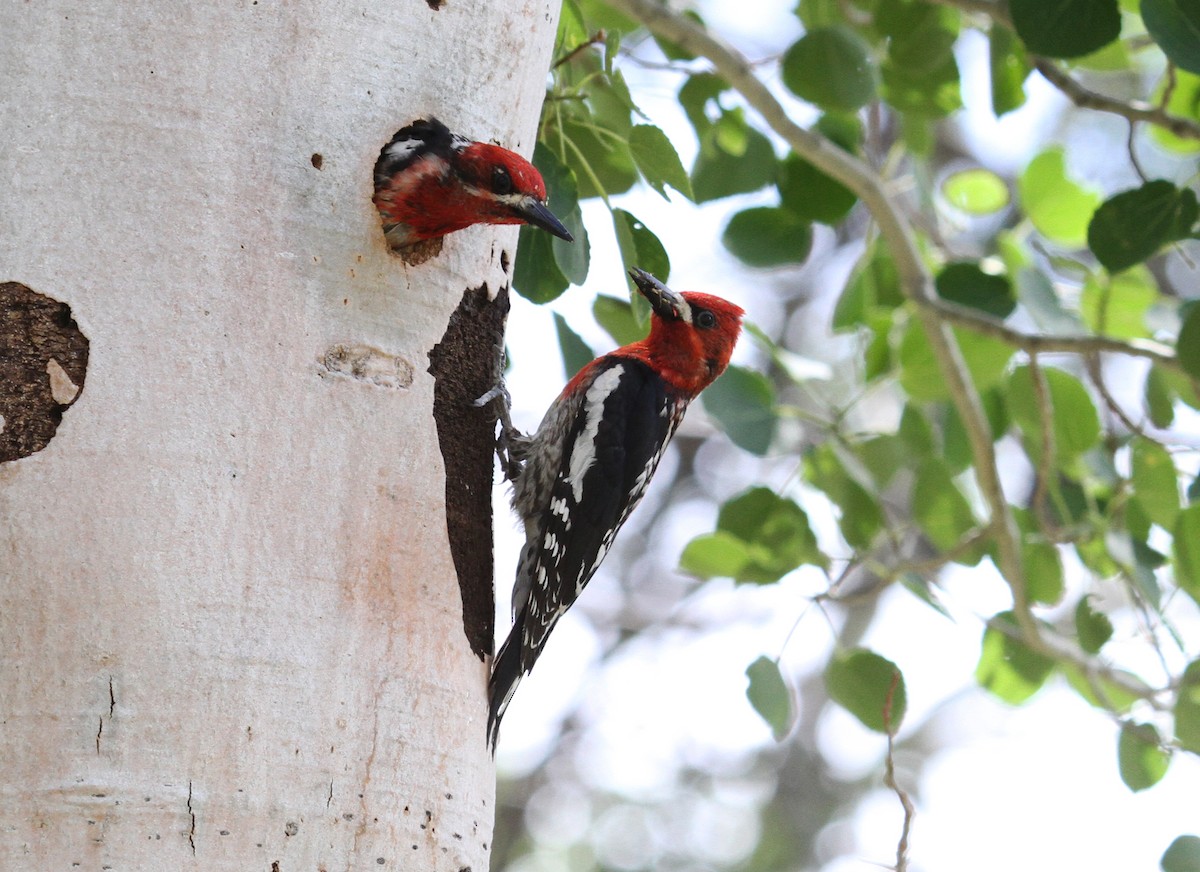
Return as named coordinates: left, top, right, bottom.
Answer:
left=602, top=0, right=1162, bottom=703
left=928, top=0, right=1200, bottom=141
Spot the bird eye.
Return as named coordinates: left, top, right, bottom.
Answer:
left=695, top=309, right=717, bottom=329
left=492, top=165, right=514, bottom=195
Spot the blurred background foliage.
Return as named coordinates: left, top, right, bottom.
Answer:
left=498, top=0, right=1200, bottom=869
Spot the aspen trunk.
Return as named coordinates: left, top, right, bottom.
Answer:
left=0, top=2, right=558, bottom=869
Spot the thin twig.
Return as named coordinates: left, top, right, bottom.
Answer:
left=883, top=670, right=913, bottom=872
left=554, top=30, right=607, bottom=69
left=1034, top=59, right=1200, bottom=142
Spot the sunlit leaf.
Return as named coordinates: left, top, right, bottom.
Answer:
left=1079, top=268, right=1160, bottom=339
left=976, top=612, right=1055, bottom=704
left=1018, top=148, right=1101, bottom=247
left=804, top=443, right=885, bottom=549
left=680, top=531, right=752, bottom=580
left=826, top=648, right=907, bottom=734
left=941, top=168, right=1010, bottom=215
left=898, top=322, right=1014, bottom=402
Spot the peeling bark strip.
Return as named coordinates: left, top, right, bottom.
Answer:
left=0, top=281, right=89, bottom=462
left=427, top=284, right=507, bottom=660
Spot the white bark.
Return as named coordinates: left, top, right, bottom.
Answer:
left=0, top=2, right=558, bottom=869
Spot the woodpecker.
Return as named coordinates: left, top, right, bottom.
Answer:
left=373, top=117, right=573, bottom=257
left=487, top=268, right=744, bottom=749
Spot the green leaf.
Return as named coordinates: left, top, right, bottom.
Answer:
left=1075, top=595, right=1114, bottom=653
left=1178, top=302, right=1200, bottom=380
left=881, top=52, right=963, bottom=117
left=1061, top=661, right=1144, bottom=712
left=722, top=207, right=814, bottom=268
left=629, top=123, right=694, bottom=200
left=1174, top=659, right=1200, bottom=753
left=976, top=612, right=1055, bottom=704
left=1079, top=268, right=1160, bottom=339
left=990, top=24, right=1031, bottom=115
left=593, top=295, right=643, bottom=346
left=898, top=322, right=1014, bottom=402
left=1024, top=540, right=1064, bottom=604
left=1151, top=69, right=1200, bottom=155
left=678, top=73, right=728, bottom=139
left=691, top=113, right=777, bottom=202
left=559, top=117, right=638, bottom=200
left=913, top=458, right=977, bottom=551
left=1007, top=365, right=1101, bottom=466
left=1119, top=722, right=1170, bottom=792
left=781, top=26, right=878, bottom=112
left=680, top=531, right=753, bottom=580
left=804, top=443, right=885, bottom=549
left=1145, top=366, right=1177, bottom=428
left=1143, top=0, right=1200, bottom=74
left=1163, top=835, right=1200, bottom=872
left=941, top=168, right=1011, bottom=215
left=1133, top=437, right=1181, bottom=529
left=746, top=656, right=794, bottom=740
left=717, top=486, right=829, bottom=580
left=1174, top=504, right=1200, bottom=603
left=825, top=648, right=907, bottom=734
left=702, top=365, right=778, bottom=455
left=553, top=313, right=594, bottom=379
left=1088, top=181, right=1199, bottom=273
left=778, top=153, right=858, bottom=225
left=833, top=242, right=903, bottom=330
left=534, top=144, right=590, bottom=286
left=612, top=209, right=670, bottom=290
left=935, top=261, right=1016, bottom=318
left=513, top=226, right=570, bottom=303
left=1009, top=0, right=1120, bottom=59
left=1018, top=148, right=1101, bottom=248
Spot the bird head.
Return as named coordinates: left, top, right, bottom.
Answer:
left=628, top=268, right=744, bottom=395
left=451, top=144, right=574, bottom=242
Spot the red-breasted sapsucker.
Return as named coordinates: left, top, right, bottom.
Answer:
left=487, top=268, right=745, bottom=749
left=373, top=117, right=573, bottom=252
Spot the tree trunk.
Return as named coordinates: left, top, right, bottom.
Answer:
left=0, top=3, right=558, bottom=869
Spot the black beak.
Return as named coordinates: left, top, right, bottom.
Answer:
left=513, top=196, right=574, bottom=242
left=629, top=267, right=688, bottom=321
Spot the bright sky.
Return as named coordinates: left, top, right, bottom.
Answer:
left=491, top=4, right=1200, bottom=869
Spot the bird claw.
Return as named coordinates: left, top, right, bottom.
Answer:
left=474, top=379, right=527, bottom=482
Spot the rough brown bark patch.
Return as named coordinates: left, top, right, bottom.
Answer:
left=0, top=281, right=89, bottom=462
left=427, top=284, right=507, bottom=660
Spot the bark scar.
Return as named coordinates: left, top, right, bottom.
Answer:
left=0, top=281, right=89, bottom=462
left=426, top=284, right=507, bottom=660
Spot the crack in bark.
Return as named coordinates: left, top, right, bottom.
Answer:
left=186, top=780, right=196, bottom=856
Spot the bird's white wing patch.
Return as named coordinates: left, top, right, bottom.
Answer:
left=564, top=363, right=624, bottom=504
